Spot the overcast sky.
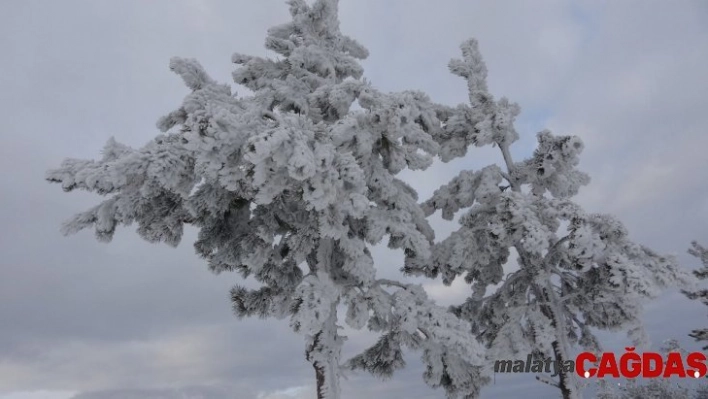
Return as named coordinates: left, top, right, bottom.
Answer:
left=1, top=0, right=707, bottom=398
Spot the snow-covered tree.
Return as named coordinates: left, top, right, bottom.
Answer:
left=589, top=340, right=696, bottom=399
left=403, top=39, right=693, bottom=399
left=46, top=1, right=486, bottom=398
left=683, top=242, right=708, bottom=348
left=694, top=383, right=708, bottom=399
left=615, top=380, right=691, bottom=399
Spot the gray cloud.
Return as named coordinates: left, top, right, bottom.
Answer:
left=1, top=0, right=707, bottom=398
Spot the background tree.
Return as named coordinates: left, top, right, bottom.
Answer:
left=403, top=38, right=693, bottom=399
left=592, top=340, right=695, bottom=399
left=46, top=0, right=486, bottom=398
left=694, top=383, right=708, bottom=399
left=616, top=380, right=691, bottom=399
left=684, top=242, right=708, bottom=348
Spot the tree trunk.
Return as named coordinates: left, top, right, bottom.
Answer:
left=313, top=358, right=327, bottom=399
left=538, top=285, right=581, bottom=399
left=501, top=139, right=580, bottom=399
left=306, top=301, right=343, bottom=399
left=518, top=244, right=580, bottom=399
left=551, top=339, right=579, bottom=399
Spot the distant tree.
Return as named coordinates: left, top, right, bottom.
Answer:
left=403, top=38, right=693, bottom=399
left=617, top=380, right=691, bottom=399
left=46, top=1, right=486, bottom=398
left=580, top=340, right=694, bottom=399
left=694, top=383, right=708, bottom=399
left=594, top=380, right=620, bottom=399
left=683, top=242, right=708, bottom=349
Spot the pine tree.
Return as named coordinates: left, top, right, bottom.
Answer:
left=596, top=378, right=697, bottom=399
left=46, top=1, right=486, bottom=398
left=694, top=383, right=708, bottom=399
left=617, top=380, right=691, bottom=399
left=683, top=242, right=708, bottom=349
left=403, top=39, right=693, bottom=399
left=589, top=340, right=695, bottom=399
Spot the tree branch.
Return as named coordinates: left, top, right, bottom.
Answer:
left=376, top=279, right=410, bottom=290
left=544, top=236, right=570, bottom=264
left=499, top=143, right=519, bottom=192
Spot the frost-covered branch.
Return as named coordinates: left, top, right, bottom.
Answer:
left=375, top=279, right=409, bottom=290
left=683, top=241, right=708, bottom=349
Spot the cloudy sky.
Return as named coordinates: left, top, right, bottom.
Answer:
left=1, top=0, right=707, bottom=398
